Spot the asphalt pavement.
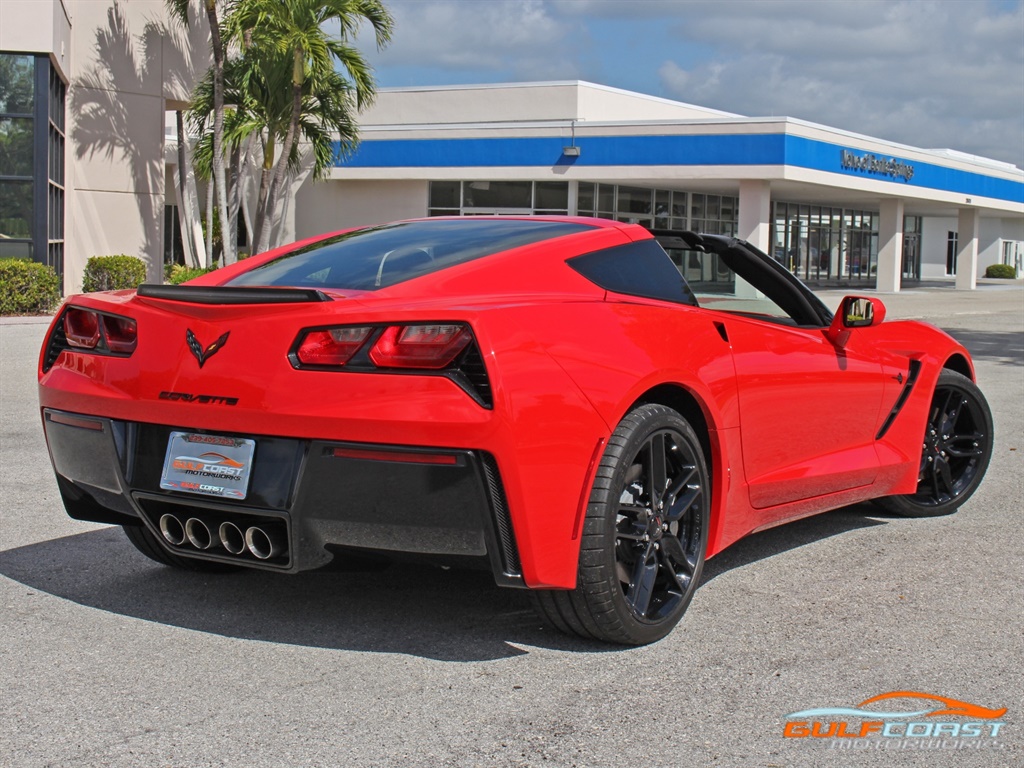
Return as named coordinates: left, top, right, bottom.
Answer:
left=1, top=283, right=1021, bottom=767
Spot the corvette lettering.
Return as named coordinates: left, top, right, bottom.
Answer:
left=159, top=391, right=239, bottom=405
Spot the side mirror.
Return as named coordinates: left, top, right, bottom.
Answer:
left=827, top=296, right=886, bottom=347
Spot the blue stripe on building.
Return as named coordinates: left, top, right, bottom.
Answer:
left=334, top=134, right=1024, bottom=205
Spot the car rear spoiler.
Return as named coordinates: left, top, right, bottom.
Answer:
left=136, top=284, right=333, bottom=304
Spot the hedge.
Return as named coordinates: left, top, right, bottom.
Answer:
left=0, top=259, right=61, bottom=315
left=82, top=255, right=147, bottom=292
left=984, top=263, right=1017, bottom=279
left=168, top=264, right=215, bottom=284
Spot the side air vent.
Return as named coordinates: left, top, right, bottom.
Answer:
left=452, top=342, right=493, bottom=408
left=42, top=309, right=69, bottom=372
left=481, top=453, right=521, bottom=577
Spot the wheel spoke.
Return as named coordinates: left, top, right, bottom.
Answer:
left=936, top=457, right=954, bottom=496
left=665, top=465, right=697, bottom=505
left=659, top=535, right=695, bottom=579
left=626, top=545, right=658, bottom=617
left=667, top=485, right=702, bottom=522
left=645, top=433, right=668, bottom=508
left=946, top=435, right=985, bottom=458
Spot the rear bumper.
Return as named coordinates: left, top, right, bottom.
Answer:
left=42, top=408, right=524, bottom=587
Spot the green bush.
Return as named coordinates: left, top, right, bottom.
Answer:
left=984, top=263, right=1017, bottom=279
left=82, top=255, right=147, bottom=292
left=0, top=259, right=61, bottom=315
left=168, top=264, right=215, bottom=284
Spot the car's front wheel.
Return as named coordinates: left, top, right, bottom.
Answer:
left=532, top=404, right=709, bottom=645
left=877, top=369, right=993, bottom=517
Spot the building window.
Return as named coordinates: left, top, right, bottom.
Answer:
left=902, top=215, right=922, bottom=281
left=428, top=181, right=569, bottom=216
left=946, top=231, right=958, bottom=275
left=0, top=53, right=65, bottom=274
left=772, top=202, right=879, bottom=282
left=0, top=53, right=35, bottom=259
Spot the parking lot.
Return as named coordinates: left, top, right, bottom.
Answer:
left=1, top=283, right=1021, bottom=767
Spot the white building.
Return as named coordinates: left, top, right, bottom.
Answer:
left=3, top=2, right=1022, bottom=295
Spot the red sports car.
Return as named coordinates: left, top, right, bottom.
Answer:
left=38, top=217, right=992, bottom=644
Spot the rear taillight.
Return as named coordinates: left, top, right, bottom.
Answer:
left=369, top=324, right=471, bottom=369
left=64, top=308, right=101, bottom=348
left=295, top=326, right=372, bottom=366
left=103, top=314, right=138, bottom=353
left=290, top=322, right=489, bottom=407
left=61, top=308, right=137, bottom=354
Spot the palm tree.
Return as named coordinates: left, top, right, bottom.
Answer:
left=166, top=0, right=237, bottom=265
left=189, top=39, right=366, bottom=252
left=229, top=0, right=393, bottom=254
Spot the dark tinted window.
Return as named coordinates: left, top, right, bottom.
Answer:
left=569, top=240, right=697, bottom=305
left=228, top=218, right=593, bottom=291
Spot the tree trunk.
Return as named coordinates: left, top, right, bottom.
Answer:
left=251, top=133, right=275, bottom=256
left=256, top=49, right=304, bottom=255
left=174, top=111, right=200, bottom=268
left=205, top=179, right=214, bottom=267
left=205, top=0, right=234, bottom=265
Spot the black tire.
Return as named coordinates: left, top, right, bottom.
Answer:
left=532, top=404, right=709, bottom=645
left=877, top=369, right=993, bottom=518
left=122, top=524, right=240, bottom=573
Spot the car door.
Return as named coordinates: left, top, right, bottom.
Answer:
left=657, top=233, right=891, bottom=514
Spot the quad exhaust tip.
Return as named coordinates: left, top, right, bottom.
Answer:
left=185, top=517, right=217, bottom=550
left=156, top=513, right=285, bottom=561
left=159, top=513, right=186, bottom=546
left=245, top=526, right=284, bottom=560
left=218, top=521, right=246, bottom=555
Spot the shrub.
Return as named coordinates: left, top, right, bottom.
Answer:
left=985, top=263, right=1017, bottom=279
left=0, top=259, right=61, bottom=315
left=168, top=264, right=215, bottom=284
left=82, top=255, right=147, bottom=292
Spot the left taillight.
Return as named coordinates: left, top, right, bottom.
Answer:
left=59, top=307, right=137, bottom=354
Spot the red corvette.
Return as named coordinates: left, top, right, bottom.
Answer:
left=38, top=217, right=992, bottom=644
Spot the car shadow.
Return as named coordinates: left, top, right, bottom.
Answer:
left=700, top=503, right=888, bottom=583
left=1, top=506, right=890, bottom=661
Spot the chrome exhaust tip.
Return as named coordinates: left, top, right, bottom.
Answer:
left=185, top=517, right=217, bottom=550
left=245, top=526, right=283, bottom=560
left=159, top=514, right=187, bottom=546
left=218, top=521, right=246, bottom=555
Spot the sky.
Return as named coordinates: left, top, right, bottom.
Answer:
left=355, top=0, right=1024, bottom=169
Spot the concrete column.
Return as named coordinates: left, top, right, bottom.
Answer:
left=955, top=207, right=980, bottom=290
left=738, top=180, right=771, bottom=252
left=876, top=198, right=905, bottom=293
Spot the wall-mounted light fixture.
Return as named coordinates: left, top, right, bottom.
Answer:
left=563, top=120, right=581, bottom=157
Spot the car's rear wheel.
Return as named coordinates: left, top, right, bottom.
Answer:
left=123, top=524, right=240, bottom=572
left=532, top=404, right=709, bottom=645
left=877, top=369, right=993, bottom=518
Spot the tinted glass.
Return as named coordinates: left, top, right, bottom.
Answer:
left=569, top=240, right=697, bottom=305
left=0, top=55, right=34, bottom=114
left=228, top=219, right=594, bottom=291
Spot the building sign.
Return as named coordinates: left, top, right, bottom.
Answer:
left=840, top=150, right=915, bottom=182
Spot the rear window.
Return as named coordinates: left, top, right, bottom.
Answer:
left=227, top=219, right=593, bottom=291
left=568, top=240, right=697, bottom=305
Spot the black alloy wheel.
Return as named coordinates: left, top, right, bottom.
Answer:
left=878, top=369, right=993, bottom=518
left=532, top=404, right=709, bottom=645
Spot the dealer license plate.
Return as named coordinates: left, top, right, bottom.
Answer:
left=159, top=432, right=256, bottom=500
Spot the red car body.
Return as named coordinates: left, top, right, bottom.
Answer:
left=38, top=217, right=991, bottom=644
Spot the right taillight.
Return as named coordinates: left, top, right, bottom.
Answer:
left=369, top=324, right=471, bottom=369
